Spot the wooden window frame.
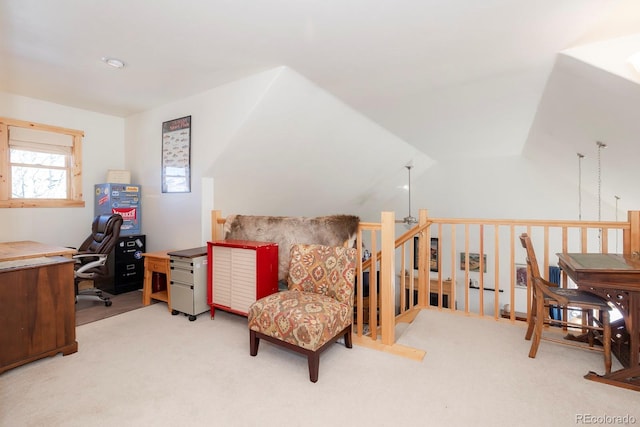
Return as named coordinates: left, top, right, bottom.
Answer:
left=0, top=117, right=85, bottom=208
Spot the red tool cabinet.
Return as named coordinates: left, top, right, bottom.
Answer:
left=207, top=240, right=278, bottom=318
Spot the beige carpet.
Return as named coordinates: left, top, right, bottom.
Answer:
left=1, top=305, right=638, bottom=427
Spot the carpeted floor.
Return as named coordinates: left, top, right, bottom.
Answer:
left=75, top=289, right=149, bottom=326
left=2, top=305, right=638, bottom=426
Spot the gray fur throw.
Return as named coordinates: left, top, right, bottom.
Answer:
left=224, top=214, right=360, bottom=282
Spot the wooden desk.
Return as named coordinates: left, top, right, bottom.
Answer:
left=142, top=251, right=172, bottom=311
left=0, top=246, right=78, bottom=374
left=557, top=252, right=640, bottom=391
left=0, top=240, right=75, bottom=261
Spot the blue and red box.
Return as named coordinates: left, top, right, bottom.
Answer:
left=94, top=183, right=142, bottom=236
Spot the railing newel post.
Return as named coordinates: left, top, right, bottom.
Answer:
left=380, top=211, right=395, bottom=345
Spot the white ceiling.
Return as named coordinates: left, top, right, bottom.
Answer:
left=1, top=1, right=640, bottom=168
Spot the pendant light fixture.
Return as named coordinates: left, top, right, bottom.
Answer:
left=397, top=164, right=418, bottom=227
left=615, top=195, right=621, bottom=252
left=596, top=141, right=607, bottom=222
left=596, top=141, right=607, bottom=246
left=577, top=152, right=584, bottom=221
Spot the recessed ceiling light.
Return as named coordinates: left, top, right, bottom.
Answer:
left=101, top=57, right=125, bottom=69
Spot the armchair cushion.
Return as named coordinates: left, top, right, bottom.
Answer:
left=248, top=290, right=351, bottom=351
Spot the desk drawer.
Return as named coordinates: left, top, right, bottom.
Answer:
left=115, top=260, right=144, bottom=280
left=147, top=259, right=168, bottom=273
left=115, top=235, right=146, bottom=257
left=170, top=267, right=194, bottom=284
left=170, top=258, right=193, bottom=270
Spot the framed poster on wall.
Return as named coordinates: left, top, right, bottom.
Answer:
left=413, top=237, right=439, bottom=272
left=460, top=252, right=487, bottom=273
left=515, top=263, right=528, bottom=288
left=161, top=115, right=191, bottom=193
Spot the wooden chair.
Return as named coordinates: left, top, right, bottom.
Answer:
left=247, top=244, right=357, bottom=382
left=519, top=233, right=612, bottom=374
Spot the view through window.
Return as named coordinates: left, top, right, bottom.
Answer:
left=0, top=117, right=84, bottom=208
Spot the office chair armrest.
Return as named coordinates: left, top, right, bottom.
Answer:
left=74, top=253, right=109, bottom=274
left=73, top=253, right=104, bottom=259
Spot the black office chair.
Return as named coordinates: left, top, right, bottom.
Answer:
left=74, top=214, right=123, bottom=307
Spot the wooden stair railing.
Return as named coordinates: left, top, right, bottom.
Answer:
left=212, top=209, right=639, bottom=356
left=353, top=210, right=638, bottom=353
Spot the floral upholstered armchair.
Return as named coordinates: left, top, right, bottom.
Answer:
left=247, top=243, right=357, bottom=383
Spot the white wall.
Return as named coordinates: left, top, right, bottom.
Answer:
left=0, top=66, right=628, bottom=318
left=124, top=68, right=283, bottom=251
left=523, top=55, right=640, bottom=218
left=0, top=62, right=626, bottom=270
left=411, top=156, right=589, bottom=219
left=125, top=66, right=433, bottom=252
left=0, top=92, right=125, bottom=246
left=383, top=154, right=609, bottom=315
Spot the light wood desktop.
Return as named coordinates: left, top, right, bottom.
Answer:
left=0, top=240, right=75, bottom=261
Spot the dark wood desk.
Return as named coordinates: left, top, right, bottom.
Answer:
left=0, top=241, right=78, bottom=374
left=0, top=256, right=77, bottom=374
left=557, top=253, right=640, bottom=391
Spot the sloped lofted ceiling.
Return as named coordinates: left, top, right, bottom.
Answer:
left=208, top=67, right=435, bottom=217
left=1, top=1, right=640, bottom=209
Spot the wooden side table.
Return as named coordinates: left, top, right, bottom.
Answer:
left=403, top=275, right=453, bottom=308
left=429, top=279, right=452, bottom=307
left=142, top=251, right=172, bottom=311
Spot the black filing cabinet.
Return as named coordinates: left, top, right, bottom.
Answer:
left=97, top=234, right=146, bottom=295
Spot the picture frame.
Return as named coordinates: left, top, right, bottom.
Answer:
left=414, top=236, right=438, bottom=272
left=515, top=263, right=528, bottom=288
left=460, top=252, right=487, bottom=273
left=162, top=115, right=191, bottom=193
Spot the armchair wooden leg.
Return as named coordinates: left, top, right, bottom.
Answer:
left=250, top=330, right=260, bottom=356
left=344, top=325, right=353, bottom=348
left=249, top=325, right=353, bottom=383
left=308, top=352, right=320, bottom=383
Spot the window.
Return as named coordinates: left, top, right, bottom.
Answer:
left=0, top=117, right=85, bottom=208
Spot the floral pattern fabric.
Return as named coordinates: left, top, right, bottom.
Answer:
left=248, top=244, right=356, bottom=351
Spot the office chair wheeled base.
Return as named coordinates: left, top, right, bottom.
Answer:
left=77, top=290, right=112, bottom=307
